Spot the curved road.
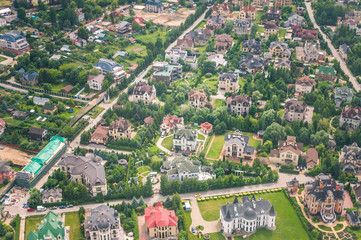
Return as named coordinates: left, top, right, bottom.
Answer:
left=305, top=2, right=361, bottom=92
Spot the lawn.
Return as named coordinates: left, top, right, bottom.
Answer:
left=318, top=225, right=332, bottom=232
left=198, top=192, right=310, bottom=240
left=255, top=11, right=263, bottom=24
left=243, top=133, right=261, bottom=147
left=279, top=28, right=286, bottom=40
left=161, top=135, right=173, bottom=151
left=25, top=215, right=44, bottom=237
left=277, top=109, right=285, bottom=118
left=134, top=29, right=168, bottom=44
left=206, top=134, right=225, bottom=159
left=215, top=99, right=225, bottom=108
left=124, top=43, right=147, bottom=57
left=185, top=212, right=225, bottom=240
left=65, top=212, right=82, bottom=240
left=257, top=26, right=264, bottom=33
left=345, top=227, right=361, bottom=239
left=0, top=56, right=6, bottom=62
left=88, top=106, right=104, bottom=119
left=193, top=20, right=206, bottom=30
left=198, top=133, right=205, bottom=140
left=138, top=166, right=151, bottom=174
left=58, top=107, right=80, bottom=118
left=0, top=0, right=11, bottom=7
left=333, top=224, right=343, bottom=231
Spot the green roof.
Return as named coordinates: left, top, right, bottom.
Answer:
left=317, top=66, right=335, bottom=76
left=27, top=211, right=66, bottom=240
left=22, top=161, right=42, bottom=175
left=31, top=136, right=67, bottom=165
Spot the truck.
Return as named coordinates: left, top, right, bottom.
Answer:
left=37, top=206, right=47, bottom=212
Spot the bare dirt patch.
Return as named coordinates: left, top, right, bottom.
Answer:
left=0, top=146, right=35, bottom=166
left=133, top=8, right=196, bottom=27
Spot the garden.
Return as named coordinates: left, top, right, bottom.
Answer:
left=65, top=212, right=82, bottom=240
left=206, top=134, right=225, bottom=159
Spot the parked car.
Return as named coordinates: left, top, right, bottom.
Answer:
left=50, top=206, right=57, bottom=210
left=192, top=227, right=195, bottom=233
left=67, top=204, right=73, bottom=208
left=27, top=208, right=35, bottom=212
left=59, top=205, right=67, bottom=209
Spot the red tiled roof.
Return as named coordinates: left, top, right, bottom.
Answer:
left=0, top=118, right=5, bottom=132
left=200, top=122, right=213, bottom=131
left=145, top=202, right=178, bottom=228
left=342, top=106, right=361, bottom=119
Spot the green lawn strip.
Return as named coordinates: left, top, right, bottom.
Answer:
left=277, top=109, right=285, bottom=118
left=65, top=212, right=82, bottom=240
left=243, top=133, right=261, bottom=147
left=161, top=135, right=173, bottom=151
left=198, top=192, right=310, bottom=240
left=138, top=166, right=151, bottom=174
left=255, top=11, right=263, bottom=24
left=88, top=106, right=105, bottom=119
left=206, top=134, right=224, bottom=159
left=25, top=215, right=44, bottom=237
left=318, top=225, right=333, bottom=231
left=198, top=133, right=205, bottom=140
left=257, top=26, right=264, bottom=33
left=333, top=224, right=343, bottom=231
left=215, top=99, right=225, bottom=108
left=0, top=56, right=6, bottom=62
left=279, top=28, right=286, bottom=40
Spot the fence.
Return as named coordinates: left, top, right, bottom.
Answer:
left=0, top=142, right=40, bottom=153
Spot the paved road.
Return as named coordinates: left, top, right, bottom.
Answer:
left=305, top=2, right=361, bottom=92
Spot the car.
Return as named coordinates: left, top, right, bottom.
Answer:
left=67, top=204, right=73, bottom=208
left=50, top=206, right=57, bottom=210
left=192, top=227, right=195, bottom=233
left=27, top=208, right=35, bottom=212
left=182, top=153, right=189, bottom=157
left=59, top=205, right=66, bottom=209
left=296, top=166, right=299, bottom=170
left=351, top=181, right=357, bottom=184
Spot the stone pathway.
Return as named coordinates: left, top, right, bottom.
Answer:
left=189, top=198, right=221, bottom=234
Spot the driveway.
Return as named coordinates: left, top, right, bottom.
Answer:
left=189, top=198, right=222, bottom=234
left=156, top=136, right=173, bottom=155
left=138, top=215, right=149, bottom=240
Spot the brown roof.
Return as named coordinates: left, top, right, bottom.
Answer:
left=87, top=74, right=104, bottom=84
left=226, top=95, right=251, bottom=106
left=303, top=148, right=319, bottom=166
left=29, top=126, right=45, bottom=135
left=133, top=82, right=154, bottom=96
left=109, top=117, right=131, bottom=131
left=90, top=125, right=109, bottom=139
left=215, top=34, right=233, bottom=44
left=61, top=85, right=73, bottom=93
left=203, top=28, right=214, bottom=36
left=200, top=122, right=213, bottom=131
left=285, top=100, right=307, bottom=113
left=177, top=37, right=193, bottom=48
left=341, top=106, right=361, bottom=119
left=296, top=76, right=316, bottom=87
left=188, top=89, right=207, bottom=101
left=144, top=116, right=154, bottom=125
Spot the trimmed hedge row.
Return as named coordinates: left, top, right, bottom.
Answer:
left=279, top=168, right=300, bottom=175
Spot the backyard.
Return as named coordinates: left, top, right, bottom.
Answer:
left=161, top=135, right=173, bottom=151
left=198, top=191, right=310, bottom=240
left=206, top=134, right=225, bottom=159
left=243, top=133, right=261, bottom=147
left=25, top=215, right=44, bottom=237
left=65, top=212, right=82, bottom=240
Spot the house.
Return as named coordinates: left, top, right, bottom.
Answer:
left=353, top=183, right=361, bottom=204
left=87, top=74, right=104, bottom=91
left=176, top=36, right=194, bottom=50
left=346, top=211, right=361, bottom=226
left=295, top=6, right=305, bottom=14
left=161, top=156, right=214, bottom=182
left=215, top=34, right=233, bottom=53
left=339, top=143, right=361, bottom=175
left=275, top=0, right=291, bottom=7
left=226, top=94, right=252, bottom=117
left=188, top=89, right=209, bottom=108
left=69, top=33, right=87, bottom=47
left=12, top=110, right=28, bottom=120
left=265, top=7, right=282, bottom=20
left=200, top=122, right=213, bottom=135
left=239, top=5, right=257, bottom=20
left=304, top=174, right=344, bottom=223
left=295, top=76, right=316, bottom=94
left=292, top=25, right=318, bottom=40
left=27, top=211, right=68, bottom=240
left=340, top=19, right=357, bottom=29
left=0, top=31, right=29, bottom=55
left=109, top=117, right=132, bottom=139
left=212, top=3, right=231, bottom=17
left=335, top=86, right=354, bottom=108
left=284, top=13, right=306, bottom=27
left=253, top=0, right=267, bottom=6
left=206, top=15, right=225, bottom=30
left=316, top=66, right=336, bottom=81
left=302, top=148, right=319, bottom=168
left=173, top=127, right=198, bottom=152
left=132, top=82, right=157, bottom=105
left=224, top=130, right=255, bottom=160
left=41, top=189, right=62, bottom=203
left=60, top=45, right=71, bottom=52
left=296, top=41, right=324, bottom=62
left=42, top=103, right=57, bottom=115
left=75, top=8, right=84, bottom=22
left=144, top=116, right=154, bottom=126
left=345, top=10, right=361, bottom=22
left=29, top=127, right=47, bottom=142
left=160, top=115, right=184, bottom=135
left=20, top=71, right=38, bottom=86
left=207, top=53, right=227, bottom=68
left=220, top=196, right=276, bottom=235
left=339, top=44, right=350, bottom=61
left=0, top=160, right=14, bottom=184
left=242, top=38, right=261, bottom=54
left=58, top=154, right=107, bottom=196
left=133, top=16, right=146, bottom=27
left=114, top=21, right=132, bottom=34
left=185, top=30, right=208, bottom=46
left=33, top=96, right=49, bottom=106
left=340, top=106, right=361, bottom=129
left=90, top=125, right=109, bottom=145
left=269, top=41, right=291, bottom=58
left=263, top=20, right=279, bottom=37
left=60, top=85, right=73, bottom=94
left=234, top=18, right=252, bottom=35
left=85, top=205, right=124, bottom=240
left=93, top=58, right=126, bottom=82
left=286, top=177, right=299, bottom=193
left=274, top=58, right=291, bottom=70
left=185, top=55, right=198, bottom=69
left=145, top=202, right=178, bottom=239
left=269, top=136, right=302, bottom=165
left=218, top=71, right=239, bottom=93
left=145, top=0, right=163, bottom=13
left=283, top=99, right=313, bottom=124
left=165, top=47, right=188, bottom=64
left=0, top=118, right=5, bottom=136
left=239, top=55, right=269, bottom=74
left=152, top=62, right=182, bottom=85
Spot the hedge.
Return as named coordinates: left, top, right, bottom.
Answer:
left=279, top=168, right=300, bottom=174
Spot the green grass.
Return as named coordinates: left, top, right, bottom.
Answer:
left=243, top=133, right=261, bottom=148
left=138, top=166, right=151, bottom=174
left=65, top=212, right=82, bottom=240
left=198, top=133, right=205, bottom=140
left=345, top=226, right=361, bottom=239
left=0, top=0, right=11, bottom=7
left=199, top=192, right=310, bottom=240
left=58, top=107, right=80, bottom=118
left=206, top=134, right=225, bottom=159
left=255, top=11, right=263, bottom=24
left=185, top=212, right=225, bottom=240
left=25, top=215, right=44, bottom=237
left=279, top=28, right=286, bottom=40
left=193, top=20, right=206, bottom=30
left=124, top=43, right=147, bottom=57
left=333, top=224, right=343, bottom=231
left=161, top=135, right=173, bottom=151
left=88, top=106, right=104, bottom=119
left=257, top=26, right=264, bottom=33
left=277, top=109, right=285, bottom=118
left=134, top=29, right=168, bottom=44
left=318, top=225, right=332, bottom=231
left=0, top=56, right=6, bottom=62
left=215, top=99, right=225, bottom=108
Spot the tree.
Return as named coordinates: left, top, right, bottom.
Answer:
left=310, top=130, right=329, bottom=147
left=77, top=26, right=90, bottom=40
left=262, top=140, right=273, bottom=153
left=250, top=23, right=258, bottom=38
left=164, top=196, right=172, bottom=208
left=202, top=61, right=216, bottom=74
left=17, top=8, right=26, bottom=21
left=0, top=222, right=6, bottom=237
left=131, top=197, right=138, bottom=209
left=252, top=90, right=263, bottom=102
left=5, top=232, right=13, bottom=240
left=214, top=167, right=225, bottom=178
left=43, top=83, right=52, bottom=91
left=129, top=7, right=135, bottom=16
left=28, top=188, right=41, bottom=208
left=49, top=7, right=57, bottom=24
left=263, top=123, right=286, bottom=146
